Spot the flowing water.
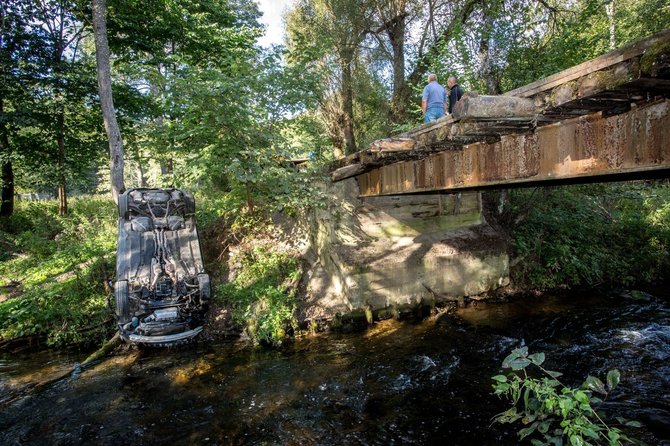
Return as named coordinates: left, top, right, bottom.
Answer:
left=1, top=291, right=669, bottom=445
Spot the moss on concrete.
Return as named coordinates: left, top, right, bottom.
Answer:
left=640, top=41, right=670, bottom=76
left=371, top=211, right=482, bottom=237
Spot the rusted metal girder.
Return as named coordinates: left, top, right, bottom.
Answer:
left=356, top=99, right=670, bottom=197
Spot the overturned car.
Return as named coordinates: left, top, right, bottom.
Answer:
left=114, top=188, right=210, bottom=346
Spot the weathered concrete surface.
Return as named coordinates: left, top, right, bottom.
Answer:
left=302, top=179, right=509, bottom=320
left=451, top=93, right=537, bottom=121
left=357, top=99, right=670, bottom=196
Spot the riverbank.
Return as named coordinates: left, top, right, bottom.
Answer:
left=1, top=182, right=670, bottom=351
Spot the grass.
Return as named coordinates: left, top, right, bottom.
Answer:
left=0, top=196, right=117, bottom=348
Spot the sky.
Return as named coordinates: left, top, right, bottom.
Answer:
left=256, top=0, right=294, bottom=47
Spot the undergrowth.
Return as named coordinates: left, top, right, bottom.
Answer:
left=216, top=247, right=300, bottom=347
left=500, top=182, right=670, bottom=290
left=0, top=197, right=117, bottom=348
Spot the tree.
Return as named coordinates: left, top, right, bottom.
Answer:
left=0, top=4, right=13, bottom=217
left=0, top=1, right=41, bottom=217
left=287, top=0, right=374, bottom=156
left=92, top=0, right=125, bottom=203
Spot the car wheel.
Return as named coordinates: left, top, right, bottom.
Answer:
left=115, top=280, right=130, bottom=323
left=184, top=192, right=195, bottom=215
left=118, top=193, right=129, bottom=219
left=198, top=273, right=211, bottom=301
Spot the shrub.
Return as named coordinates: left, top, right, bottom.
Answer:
left=503, top=182, right=670, bottom=290
left=492, top=347, right=644, bottom=446
left=217, top=247, right=299, bottom=346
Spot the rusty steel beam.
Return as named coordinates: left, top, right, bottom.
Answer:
left=356, top=99, right=670, bottom=197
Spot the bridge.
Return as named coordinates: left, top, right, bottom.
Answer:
left=331, top=30, right=670, bottom=197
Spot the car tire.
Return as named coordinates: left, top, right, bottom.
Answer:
left=184, top=192, right=195, bottom=215
left=115, top=280, right=130, bottom=323
left=118, top=193, right=129, bottom=219
left=198, top=273, right=211, bottom=301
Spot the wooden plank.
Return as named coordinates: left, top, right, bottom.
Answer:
left=452, top=94, right=537, bottom=121
left=331, top=164, right=366, bottom=182
left=369, top=137, right=417, bottom=152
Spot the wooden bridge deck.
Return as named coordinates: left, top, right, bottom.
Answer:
left=331, top=29, right=670, bottom=197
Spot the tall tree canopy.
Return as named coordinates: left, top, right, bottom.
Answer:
left=1, top=0, right=668, bottom=216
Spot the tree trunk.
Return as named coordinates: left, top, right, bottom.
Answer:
left=245, top=182, right=254, bottom=213
left=606, top=0, right=616, bottom=50
left=388, top=12, right=408, bottom=125
left=134, top=148, right=147, bottom=187
left=477, top=9, right=500, bottom=95
left=0, top=98, right=13, bottom=217
left=92, top=0, right=125, bottom=203
left=340, top=56, right=357, bottom=155
left=56, top=112, right=68, bottom=216
left=136, top=160, right=147, bottom=187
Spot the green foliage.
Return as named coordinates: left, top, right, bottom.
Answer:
left=500, top=0, right=670, bottom=92
left=217, top=247, right=300, bottom=347
left=492, top=348, right=645, bottom=446
left=505, top=183, right=670, bottom=290
left=2, top=0, right=107, bottom=197
left=0, top=197, right=117, bottom=347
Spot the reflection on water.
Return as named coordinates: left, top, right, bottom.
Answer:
left=1, top=292, right=669, bottom=445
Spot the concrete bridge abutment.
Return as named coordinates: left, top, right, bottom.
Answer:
left=303, top=178, right=509, bottom=320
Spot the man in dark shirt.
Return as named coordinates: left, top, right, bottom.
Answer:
left=447, top=76, right=464, bottom=115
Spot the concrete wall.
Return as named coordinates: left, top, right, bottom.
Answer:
left=302, top=178, right=509, bottom=320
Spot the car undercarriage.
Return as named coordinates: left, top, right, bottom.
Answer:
left=115, top=188, right=210, bottom=346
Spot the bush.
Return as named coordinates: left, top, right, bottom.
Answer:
left=504, top=182, right=670, bottom=290
left=217, top=247, right=299, bottom=347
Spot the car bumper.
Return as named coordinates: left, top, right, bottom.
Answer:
left=127, top=326, right=204, bottom=345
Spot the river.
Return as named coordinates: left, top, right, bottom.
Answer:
left=1, top=290, right=669, bottom=445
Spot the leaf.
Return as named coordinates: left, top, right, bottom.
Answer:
left=569, top=434, right=583, bottom=446
left=625, top=420, right=642, bottom=428
left=607, top=429, right=621, bottom=442
left=503, top=351, right=520, bottom=368
left=494, top=407, right=522, bottom=424
left=492, top=374, right=508, bottom=383
left=606, top=369, right=620, bottom=391
left=494, top=383, right=510, bottom=394
left=582, top=427, right=599, bottom=439
left=529, top=352, right=546, bottom=366
left=584, top=376, right=607, bottom=395
left=546, top=370, right=563, bottom=378
left=574, top=390, right=590, bottom=405
left=510, top=358, right=532, bottom=371
left=538, top=421, right=551, bottom=434
left=548, top=436, right=563, bottom=446
left=522, top=413, right=538, bottom=424
left=519, top=424, right=538, bottom=440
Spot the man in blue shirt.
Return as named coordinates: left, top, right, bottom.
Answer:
left=422, top=73, right=447, bottom=123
